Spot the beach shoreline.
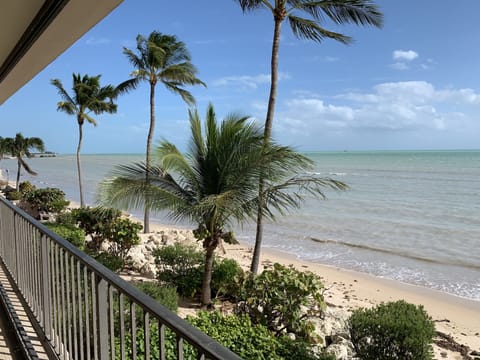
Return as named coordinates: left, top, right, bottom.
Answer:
left=137, top=219, right=480, bottom=358
left=215, top=241, right=480, bottom=353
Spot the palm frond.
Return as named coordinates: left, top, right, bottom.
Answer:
left=18, top=157, right=37, bottom=176
left=236, top=0, right=271, bottom=12
left=288, top=15, right=351, bottom=43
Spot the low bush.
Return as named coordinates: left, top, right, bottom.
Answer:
left=188, top=311, right=332, bottom=360
left=211, top=258, right=243, bottom=298
left=153, top=243, right=243, bottom=299
left=44, top=222, right=86, bottom=250
left=153, top=243, right=204, bottom=297
left=5, top=189, right=22, bottom=201
left=72, top=206, right=121, bottom=251
left=350, top=300, right=436, bottom=360
left=18, top=181, right=36, bottom=196
left=236, top=263, right=326, bottom=341
left=132, top=281, right=178, bottom=313
left=25, top=187, right=69, bottom=214
left=93, top=252, right=125, bottom=272
left=104, top=217, right=142, bottom=261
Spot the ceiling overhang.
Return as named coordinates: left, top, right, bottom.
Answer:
left=0, top=0, right=123, bottom=105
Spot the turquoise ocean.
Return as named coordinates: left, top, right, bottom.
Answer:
left=1, top=151, right=479, bottom=300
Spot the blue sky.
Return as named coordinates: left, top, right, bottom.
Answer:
left=1, top=0, right=480, bottom=153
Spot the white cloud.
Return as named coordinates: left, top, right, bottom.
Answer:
left=213, top=72, right=290, bottom=89
left=393, top=50, right=419, bottom=61
left=273, top=81, right=480, bottom=146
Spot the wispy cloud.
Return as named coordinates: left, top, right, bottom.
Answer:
left=85, top=37, right=111, bottom=46
left=390, top=50, right=419, bottom=70
left=213, top=72, right=290, bottom=89
left=393, top=50, right=419, bottom=61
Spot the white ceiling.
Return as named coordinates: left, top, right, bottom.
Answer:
left=0, top=0, right=123, bottom=105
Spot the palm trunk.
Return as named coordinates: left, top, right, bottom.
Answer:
left=144, top=82, right=156, bottom=233
left=251, top=17, right=283, bottom=274
left=16, top=158, right=21, bottom=191
left=201, top=240, right=216, bottom=309
left=77, top=121, right=85, bottom=207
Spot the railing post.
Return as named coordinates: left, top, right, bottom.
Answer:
left=41, top=234, right=52, bottom=340
left=96, top=278, right=109, bottom=360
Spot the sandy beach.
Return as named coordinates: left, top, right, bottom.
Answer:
left=220, top=243, right=480, bottom=359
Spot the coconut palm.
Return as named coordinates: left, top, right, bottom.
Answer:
left=235, top=0, right=383, bottom=273
left=51, top=74, right=121, bottom=207
left=2, top=133, right=44, bottom=190
left=98, top=104, right=347, bottom=308
left=123, top=31, right=205, bottom=233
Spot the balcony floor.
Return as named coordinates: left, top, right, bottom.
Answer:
left=0, top=264, right=49, bottom=359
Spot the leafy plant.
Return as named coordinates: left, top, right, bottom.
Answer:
left=72, top=206, right=121, bottom=251
left=93, top=252, right=124, bottom=272
left=350, top=300, right=435, bottom=360
left=153, top=243, right=243, bottom=299
left=25, top=187, right=69, bottom=214
left=188, top=311, right=282, bottom=359
left=211, top=258, right=244, bottom=298
left=188, top=311, right=331, bottom=360
left=5, top=189, right=22, bottom=201
left=18, top=181, right=36, bottom=196
left=153, top=243, right=204, bottom=297
left=104, top=217, right=142, bottom=261
left=132, top=281, right=178, bottom=313
left=44, top=222, right=86, bottom=250
left=236, top=263, right=326, bottom=341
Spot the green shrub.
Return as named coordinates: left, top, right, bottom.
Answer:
left=153, top=243, right=243, bottom=299
left=72, top=206, right=121, bottom=251
left=153, top=243, right=204, bottom=297
left=187, top=311, right=331, bottom=360
left=5, top=189, right=22, bottom=201
left=350, top=300, right=435, bottom=360
left=93, top=252, right=125, bottom=272
left=25, top=187, right=69, bottom=214
left=132, top=281, right=178, bottom=313
left=55, top=211, right=78, bottom=226
left=104, top=218, right=142, bottom=261
left=236, top=263, right=326, bottom=341
left=44, top=222, right=86, bottom=250
left=277, top=336, right=335, bottom=360
left=18, top=181, right=36, bottom=196
left=188, top=311, right=283, bottom=359
left=211, top=258, right=244, bottom=298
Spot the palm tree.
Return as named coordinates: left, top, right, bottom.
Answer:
left=123, top=31, right=205, bottom=233
left=235, top=0, right=383, bottom=273
left=2, top=133, right=44, bottom=190
left=51, top=74, right=120, bottom=207
left=98, top=104, right=347, bottom=308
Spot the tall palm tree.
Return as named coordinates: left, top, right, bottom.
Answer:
left=51, top=74, right=121, bottom=207
left=123, top=31, right=205, bottom=233
left=98, top=104, right=347, bottom=308
left=2, top=133, right=45, bottom=190
left=235, top=0, right=383, bottom=273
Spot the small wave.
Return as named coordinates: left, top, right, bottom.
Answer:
left=310, top=237, right=480, bottom=271
left=329, top=172, right=346, bottom=176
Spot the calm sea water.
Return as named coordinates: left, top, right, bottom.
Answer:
left=1, top=151, right=479, bottom=300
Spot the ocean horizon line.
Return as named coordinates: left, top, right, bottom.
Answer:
left=53, top=148, right=480, bottom=156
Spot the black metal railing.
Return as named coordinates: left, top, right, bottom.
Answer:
left=0, top=196, right=242, bottom=360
